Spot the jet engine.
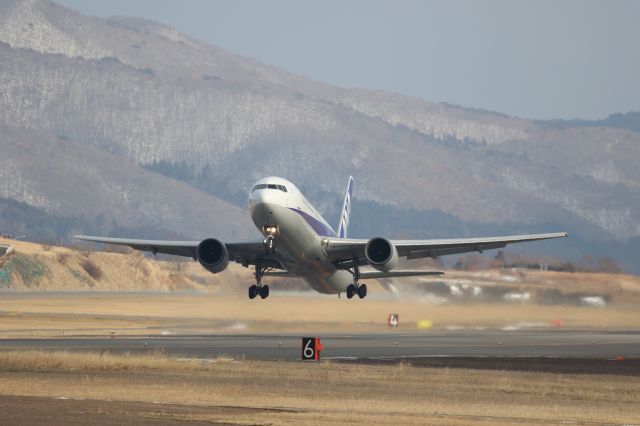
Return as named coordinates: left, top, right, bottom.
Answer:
left=364, top=237, right=398, bottom=272
left=196, top=238, right=229, bottom=273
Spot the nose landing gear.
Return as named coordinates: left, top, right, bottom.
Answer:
left=263, top=236, right=275, bottom=254
left=262, top=225, right=278, bottom=254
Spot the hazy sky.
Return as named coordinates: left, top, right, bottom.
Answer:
left=57, top=0, right=640, bottom=120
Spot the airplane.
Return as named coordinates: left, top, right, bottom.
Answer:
left=76, top=176, right=567, bottom=300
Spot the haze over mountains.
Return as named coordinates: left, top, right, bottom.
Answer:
left=0, top=0, right=638, bottom=271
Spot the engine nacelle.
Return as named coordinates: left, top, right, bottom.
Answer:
left=364, top=237, right=398, bottom=272
left=196, top=238, right=229, bottom=274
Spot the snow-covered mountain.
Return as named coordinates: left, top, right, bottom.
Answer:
left=0, top=0, right=638, bottom=270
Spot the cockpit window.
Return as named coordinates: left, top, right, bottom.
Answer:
left=251, top=184, right=268, bottom=192
left=251, top=183, right=287, bottom=192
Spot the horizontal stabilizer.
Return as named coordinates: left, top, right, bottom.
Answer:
left=262, top=270, right=444, bottom=279
left=262, top=271, right=295, bottom=277
left=358, top=270, right=444, bottom=279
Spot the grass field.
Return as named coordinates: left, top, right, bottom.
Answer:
left=2, top=292, right=640, bottom=338
left=3, top=236, right=640, bottom=338
left=3, top=240, right=640, bottom=424
left=0, top=350, right=639, bottom=425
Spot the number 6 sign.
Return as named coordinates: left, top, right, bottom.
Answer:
left=301, top=337, right=323, bottom=360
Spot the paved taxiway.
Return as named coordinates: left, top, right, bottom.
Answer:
left=2, top=330, right=640, bottom=360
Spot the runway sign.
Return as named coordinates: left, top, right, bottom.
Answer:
left=550, top=318, right=565, bottom=327
left=388, top=313, right=399, bottom=327
left=302, top=337, right=323, bottom=361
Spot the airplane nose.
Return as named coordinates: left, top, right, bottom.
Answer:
left=251, top=186, right=282, bottom=204
left=250, top=199, right=273, bottom=228
left=248, top=184, right=286, bottom=218
left=249, top=189, right=273, bottom=218
left=249, top=189, right=269, bottom=205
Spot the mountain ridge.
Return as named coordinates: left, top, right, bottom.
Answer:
left=0, top=0, right=638, bottom=271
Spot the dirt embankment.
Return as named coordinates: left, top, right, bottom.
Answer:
left=0, top=238, right=252, bottom=292
left=0, top=243, right=13, bottom=267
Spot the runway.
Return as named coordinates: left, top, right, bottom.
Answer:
left=2, top=329, right=640, bottom=360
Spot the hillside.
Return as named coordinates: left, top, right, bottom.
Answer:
left=0, top=237, right=253, bottom=292
left=0, top=0, right=638, bottom=270
left=0, top=125, right=251, bottom=239
left=544, top=111, right=640, bottom=134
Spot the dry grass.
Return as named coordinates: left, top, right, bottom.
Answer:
left=3, top=237, right=640, bottom=337
left=0, top=350, right=193, bottom=372
left=0, top=237, right=253, bottom=292
left=80, top=258, right=103, bottom=280
left=2, top=293, right=640, bottom=338
left=54, top=252, right=70, bottom=264
left=3, top=239, right=640, bottom=423
left=0, top=350, right=639, bottom=425
left=0, top=313, right=162, bottom=338
left=0, top=350, right=240, bottom=373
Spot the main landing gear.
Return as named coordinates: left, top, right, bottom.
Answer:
left=249, top=264, right=270, bottom=300
left=251, top=232, right=277, bottom=299
left=346, top=265, right=367, bottom=299
left=346, top=283, right=367, bottom=299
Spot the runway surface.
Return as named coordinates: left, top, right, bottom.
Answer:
left=2, top=329, right=640, bottom=360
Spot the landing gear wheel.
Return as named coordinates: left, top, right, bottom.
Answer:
left=260, top=285, right=270, bottom=299
left=357, top=283, right=367, bottom=299
left=248, top=285, right=258, bottom=299
left=346, top=284, right=356, bottom=299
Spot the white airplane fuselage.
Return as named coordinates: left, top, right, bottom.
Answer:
left=249, top=176, right=351, bottom=294
left=76, top=176, right=568, bottom=299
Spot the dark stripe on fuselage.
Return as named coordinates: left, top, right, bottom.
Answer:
left=289, top=208, right=336, bottom=238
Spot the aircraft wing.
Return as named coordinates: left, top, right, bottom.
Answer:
left=74, top=235, right=282, bottom=268
left=324, top=232, right=568, bottom=268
